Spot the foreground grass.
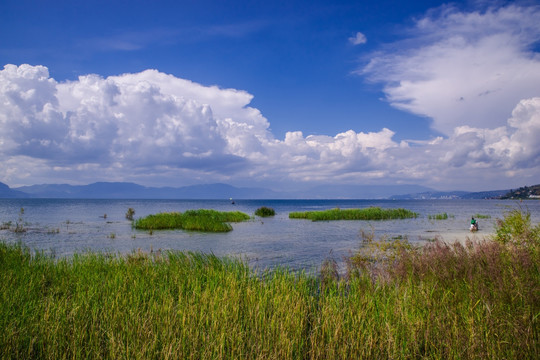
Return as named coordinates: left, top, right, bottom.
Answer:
left=1, top=230, right=538, bottom=359
left=133, top=209, right=250, bottom=232
left=289, top=207, right=418, bottom=221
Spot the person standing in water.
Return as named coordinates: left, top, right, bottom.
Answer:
left=470, top=217, right=478, bottom=231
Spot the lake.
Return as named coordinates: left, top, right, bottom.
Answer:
left=1, top=198, right=538, bottom=272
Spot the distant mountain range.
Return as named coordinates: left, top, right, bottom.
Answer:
left=0, top=181, right=537, bottom=200
left=11, top=182, right=280, bottom=199
left=0, top=182, right=32, bottom=198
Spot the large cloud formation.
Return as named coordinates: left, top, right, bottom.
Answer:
left=1, top=63, right=539, bottom=190
left=0, top=64, right=402, bottom=186
left=362, top=4, right=540, bottom=136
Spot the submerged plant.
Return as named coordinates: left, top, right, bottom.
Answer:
left=428, top=212, right=450, bottom=220
left=14, top=207, right=26, bottom=233
left=125, top=208, right=135, bottom=221
left=0, top=221, right=12, bottom=230
left=47, top=228, right=60, bottom=234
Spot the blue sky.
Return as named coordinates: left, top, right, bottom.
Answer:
left=1, top=0, right=440, bottom=139
left=1, top=0, right=540, bottom=191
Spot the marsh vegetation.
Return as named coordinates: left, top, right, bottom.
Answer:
left=289, top=207, right=418, bottom=221
left=255, top=206, right=276, bottom=217
left=0, top=208, right=28, bottom=232
left=1, top=207, right=538, bottom=359
left=125, top=207, right=135, bottom=221
left=133, top=209, right=251, bottom=232
left=428, top=212, right=454, bottom=220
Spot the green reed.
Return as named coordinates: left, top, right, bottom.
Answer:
left=133, top=209, right=250, bottom=232
left=428, top=212, right=451, bottom=220
left=289, top=207, right=418, bottom=221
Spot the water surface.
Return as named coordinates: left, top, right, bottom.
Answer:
left=1, top=199, right=538, bottom=272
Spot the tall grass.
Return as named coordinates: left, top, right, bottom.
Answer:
left=133, top=209, right=250, bottom=232
left=339, top=238, right=538, bottom=359
left=0, top=244, right=315, bottom=359
left=289, top=207, right=418, bottom=221
left=493, top=206, right=540, bottom=247
left=1, top=208, right=538, bottom=359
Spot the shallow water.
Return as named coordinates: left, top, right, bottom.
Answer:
left=1, top=199, right=538, bottom=272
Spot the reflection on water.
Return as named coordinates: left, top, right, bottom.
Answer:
left=1, top=199, right=538, bottom=272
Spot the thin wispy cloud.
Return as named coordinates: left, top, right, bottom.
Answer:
left=82, top=20, right=268, bottom=53
left=361, top=4, right=540, bottom=135
left=81, top=28, right=183, bottom=52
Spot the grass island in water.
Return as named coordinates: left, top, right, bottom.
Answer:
left=289, top=207, right=418, bottom=221
left=255, top=206, right=276, bottom=217
left=133, top=209, right=250, bottom=232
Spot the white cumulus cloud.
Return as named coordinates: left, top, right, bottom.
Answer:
left=1, top=64, right=540, bottom=190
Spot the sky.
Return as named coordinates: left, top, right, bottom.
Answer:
left=1, top=0, right=540, bottom=192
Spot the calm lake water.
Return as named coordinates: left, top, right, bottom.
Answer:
left=1, top=199, right=539, bottom=272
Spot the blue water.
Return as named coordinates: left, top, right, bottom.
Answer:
left=1, top=199, right=538, bottom=272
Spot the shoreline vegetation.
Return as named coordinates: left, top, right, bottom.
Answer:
left=289, top=207, right=418, bottom=221
left=1, top=208, right=538, bottom=358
